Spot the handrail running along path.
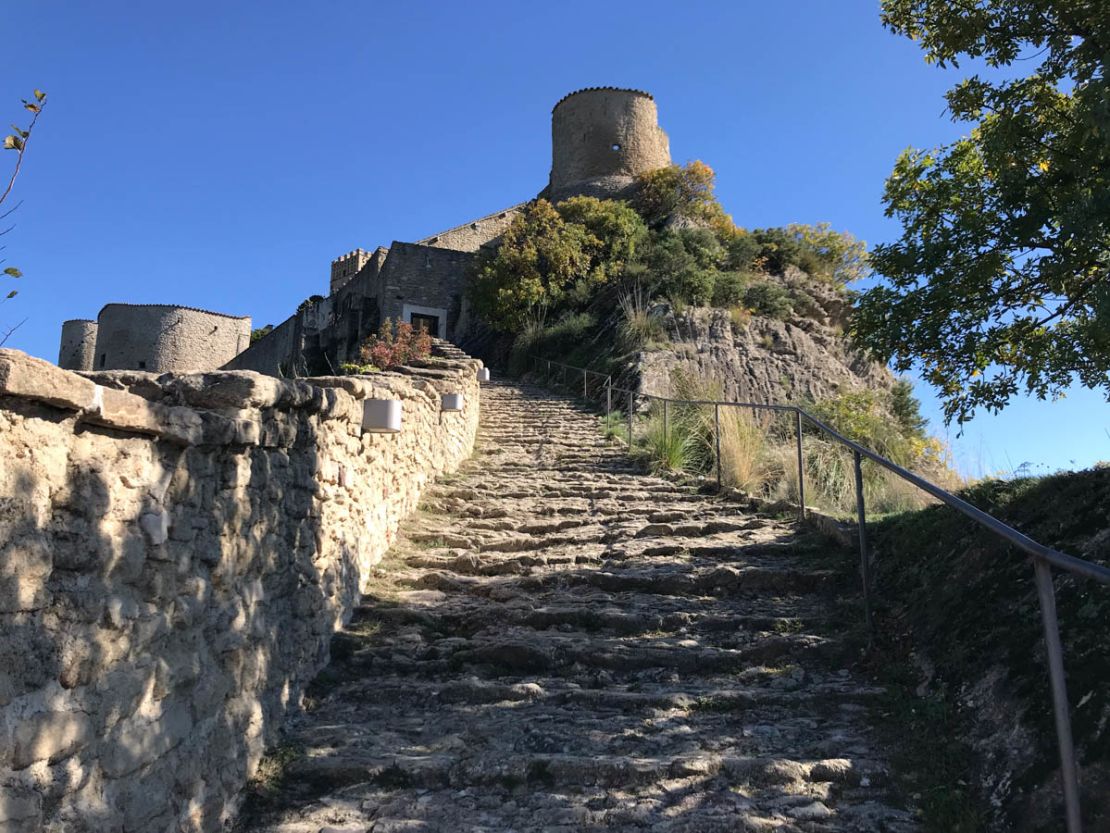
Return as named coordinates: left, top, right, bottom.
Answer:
left=531, top=355, right=1110, bottom=833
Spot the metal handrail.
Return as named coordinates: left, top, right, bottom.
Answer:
left=531, top=355, right=1108, bottom=833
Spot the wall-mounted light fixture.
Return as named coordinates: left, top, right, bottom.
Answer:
left=441, top=393, right=464, bottom=412
left=477, top=367, right=490, bottom=383
left=362, top=399, right=403, bottom=433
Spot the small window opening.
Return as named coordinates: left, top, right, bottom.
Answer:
left=99, top=353, right=106, bottom=368
left=138, top=361, right=146, bottom=370
left=611, top=143, right=621, bottom=152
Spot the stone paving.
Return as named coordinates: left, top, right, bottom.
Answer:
left=241, top=382, right=918, bottom=832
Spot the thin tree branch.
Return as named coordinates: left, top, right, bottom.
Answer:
left=0, top=317, right=27, bottom=347
left=0, top=101, right=45, bottom=209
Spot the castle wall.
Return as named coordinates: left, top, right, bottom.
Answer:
left=378, top=242, right=474, bottom=341
left=416, top=205, right=524, bottom=253
left=0, top=347, right=481, bottom=833
left=225, top=314, right=304, bottom=376
left=57, top=320, right=98, bottom=371
left=93, top=304, right=252, bottom=374
left=548, top=87, right=671, bottom=202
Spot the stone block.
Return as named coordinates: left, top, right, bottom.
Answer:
left=12, top=710, right=93, bottom=769
left=0, top=349, right=98, bottom=412
left=88, top=387, right=204, bottom=446
left=100, top=700, right=193, bottom=778
left=0, top=788, right=41, bottom=828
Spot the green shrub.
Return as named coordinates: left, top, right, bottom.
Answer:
left=508, top=311, right=599, bottom=375
left=297, top=295, right=325, bottom=313
left=250, top=324, right=274, bottom=344
left=744, top=281, right=794, bottom=319
left=724, top=231, right=761, bottom=271
left=631, top=161, right=734, bottom=234
left=555, top=196, right=648, bottom=284
left=339, top=362, right=377, bottom=375
left=788, top=287, right=822, bottom=319
left=677, top=227, right=725, bottom=269
left=711, top=271, right=750, bottom=307
left=751, top=224, right=868, bottom=285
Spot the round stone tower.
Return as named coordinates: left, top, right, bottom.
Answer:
left=93, top=303, right=251, bottom=373
left=547, top=87, right=671, bottom=203
left=58, top=319, right=99, bottom=371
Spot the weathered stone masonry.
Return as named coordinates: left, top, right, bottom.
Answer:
left=0, top=346, right=481, bottom=832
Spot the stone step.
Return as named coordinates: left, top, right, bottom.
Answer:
left=239, top=382, right=918, bottom=833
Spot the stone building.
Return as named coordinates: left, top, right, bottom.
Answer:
left=58, top=303, right=251, bottom=373
left=60, top=88, right=672, bottom=377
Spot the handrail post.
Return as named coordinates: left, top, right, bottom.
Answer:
left=663, top=399, right=669, bottom=448
left=1034, top=560, right=1084, bottom=833
left=627, top=391, right=634, bottom=449
left=853, top=450, right=873, bottom=634
left=606, top=380, right=612, bottom=425
left=583, top=368, right=587, bottom=400
left=795, top=409, right=806, bottom=522
left=714, top=403, right=722, bottom=489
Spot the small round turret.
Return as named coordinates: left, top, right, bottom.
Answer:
left=58, top=319, right=99, bottom=371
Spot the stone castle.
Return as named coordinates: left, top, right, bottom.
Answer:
left=57, top=87, right=672, bottom=376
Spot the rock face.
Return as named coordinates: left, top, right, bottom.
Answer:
left=0, top=345, right=480, bottom=833
left=637, top=269, right=895, bottom=406
left=240, top=382, right=918, bottom=832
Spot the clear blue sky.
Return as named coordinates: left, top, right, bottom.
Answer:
left=4, top=0, right=1106, bottom=476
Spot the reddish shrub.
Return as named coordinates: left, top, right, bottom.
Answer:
left=358, top=318, right=433, bottom=370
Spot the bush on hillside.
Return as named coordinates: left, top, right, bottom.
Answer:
left=743, top=281, right=794, bottom=320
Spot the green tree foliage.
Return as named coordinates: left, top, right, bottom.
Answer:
left=468, top=200, right=591, bottom=331
left=632, top=160, right=735, bottom=233
left=296, top=295, right=325, bottom=314
left=1, top=89, right=46, bottom=345
left=555, top=196, right=648, bottom=286
left=753, top=224, right=869, bottom=286
left=468, top=199, right=648, bottom=333
left=250, top=324, right=274, bottom=344
left=468, top=160, right=867, bottom=336
left=854, top=1, right=1110, bottom=422
left=743, top=281, right=794, bottom=320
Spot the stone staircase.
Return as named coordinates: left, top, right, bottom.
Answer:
left=240, top=382, right=918, bottom=832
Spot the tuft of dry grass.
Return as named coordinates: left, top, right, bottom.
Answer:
left=633, top=368, right=963, bottom=518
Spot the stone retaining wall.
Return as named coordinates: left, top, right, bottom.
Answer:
left=0, top=347, right=481, bottom=832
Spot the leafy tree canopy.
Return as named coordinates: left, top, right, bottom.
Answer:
left=854, top=0, right=1110, bottom=423
left=632, top=161, right=736, bottom=236
left=468, top=200, right=596, bottom=332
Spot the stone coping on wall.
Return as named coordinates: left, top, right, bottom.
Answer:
left=552, top=86, right=655, bottom=112
left=414, top=202, right=528, bottom=247
left=96, top=302, right=250, bottom=321
left=0, top=349, right=483, bottom=449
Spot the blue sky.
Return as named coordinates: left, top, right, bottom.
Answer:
left=3, top=0, right=1106, bottom=476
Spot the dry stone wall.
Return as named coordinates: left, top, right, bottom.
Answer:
left=0, top=347, right=481, bottom=833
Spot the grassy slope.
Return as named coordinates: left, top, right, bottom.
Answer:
left=867, top=467, right=1110, bottom=831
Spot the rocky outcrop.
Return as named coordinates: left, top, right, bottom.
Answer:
left=0, top=347, right=481, bottom=832
left=637, top=268, right=894, bottom=406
